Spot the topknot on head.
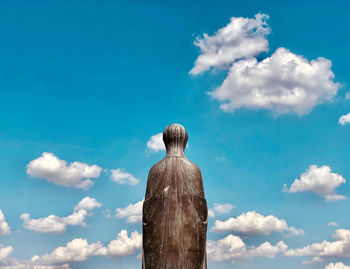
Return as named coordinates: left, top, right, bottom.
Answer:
left=163, top=124, right=188, bottom=151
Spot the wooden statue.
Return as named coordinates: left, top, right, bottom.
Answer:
left=142, top=124, right=207, bottom=269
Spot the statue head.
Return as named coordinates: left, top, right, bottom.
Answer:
left=163, top=124, right=188, bottom=154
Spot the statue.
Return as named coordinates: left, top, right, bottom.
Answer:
left=142, top=124, right=208, bottom=269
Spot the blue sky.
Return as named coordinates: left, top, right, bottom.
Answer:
left=1, top=0, right=350, bottom=268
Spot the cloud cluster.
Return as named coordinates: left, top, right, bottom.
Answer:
left=191, top=13, right=339, bottom=115
left=31, top=230, right=140, bottom=267
left=285, top=229, right=350, bottom=262
left=210, top=48, right=339, bottom=115
left=31, top=239, right=106, bottom=266
left=190, top=13, right=270, bottom=74
left=0, top=245, right=13, bottom=262
left=146, top=133, right=165, bottom=152
left=26, top=153, right=101, bottom=190
left=284, top=165, right=346, bottom=201
left=326, top=263, right=350, bottom=269
left=110, top=169, right=139, bottom=186
left=339, top=113, right=350, bottom=126
left=20, top=197, right=101, bottom=234
left=106, top=230, right=142, bottom=257
left=115, top=200, right=143, bottom=223
left=0, top=229, right=141, bottom=268
left=0, top=210, right=10, bottom=235
left=0, top=245, right=71, bottom=268
left=207, top=234, right=287, bottom=263
left=211, top=211, right=303, bottom=236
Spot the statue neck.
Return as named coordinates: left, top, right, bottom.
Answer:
left=165, top=145, right=185, bottom=158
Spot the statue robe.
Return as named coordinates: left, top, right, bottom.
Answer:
left=142, top=156, right=207, bottom=269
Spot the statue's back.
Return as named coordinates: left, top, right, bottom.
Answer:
left=142, top=124, right=207, bottom=269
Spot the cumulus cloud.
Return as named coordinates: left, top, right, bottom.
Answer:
left=191, top=14, right=339, bottom=115
left=26, top=152, right=101, bottom=190
left=106, top=230, right=142, bottom=257
left=0, top=245, right=71, bottom=268
left=20, top=197, right=101, bottom=234
left=207, top=234, right=287, bottom=263
left=146, top=133, right=165, bottom=152
left=326, top=263, right=350, bottom=269
left=73, top=197, right=102, bottom=212
left=115, top=200, right=143, bottom=223
left=285, top=229, right=350, bottom=262
left=110, top=169, right=139, bottom=186
left=0, top=245, right=13, bottom=262
left=339, top=113, right=350, bottom=126
left=0, top=229, right=141, bottom=268
left=211, top=211, right=303, bottom=236
left=31, top=230, right=140, bottom=266
left=210, top=47, right=339, bottom=115
left=31, top=239, right=106, bottom=266
left=20, top=214, right=67, bottom=234
left=190, top=13, right=270, bottom=74
left=0, top=210, right=10, bottom=235
left=284, top=165, right=346, bottom=201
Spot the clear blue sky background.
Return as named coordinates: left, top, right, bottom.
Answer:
left=0, top=0, right=350, bottom=268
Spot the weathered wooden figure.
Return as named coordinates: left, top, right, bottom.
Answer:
left=142, top=124, right=207, bottom=269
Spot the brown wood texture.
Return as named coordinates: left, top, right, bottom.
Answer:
left=142, top=124, right=207, bottom=269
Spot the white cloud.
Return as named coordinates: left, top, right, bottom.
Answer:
left=20, top=197, right=101, bottom=234
left=207, top=234, right=287, bottom=263
left=285, top=229, right=350, bottom=262
left=146, top=133, right=165, bottom=152
left=339, top=113, right=350, bottom=126
left=190, top=13, right=270, bottom=75
left=328, top=221, right=339, bottom=227
left=0, top=229, right=141, bottom=268
left=73, top=197, right=102, bottom=211
left=20, top=214, right=67, bottom=234
left=110, top=169, right=139, bottom=186
left=210, top=47, right=339, bottom=115
left=191, top=13, right=339, bottom=115
left=208, top=209, right=215, bottom=218
left=0, top=264, right=70, bottom=269
left=0, top=245, right=70, bottom=269
left=31, top=230, right=141, bottom=266
left=213, top=203, right=235, bottom=214
left=211, top=211, right=303, bottom=236
left=115, top=200, right=143, bottom=223
left=285, top=165, right=346, bottom=201
left=61, top=210, right=88, bottom=226
left=208, top=202, right=235, bottom=217
left=0, top=245, right=13, bottom=262
left=0, top=210, right=10, bottom=235
left=31, top=239, right=106, bottom=266
left=26, top=152, right=101, bottom=190
left=326, top=263, right=350, bottom=269
left=106, top=230, right=142, bottom=257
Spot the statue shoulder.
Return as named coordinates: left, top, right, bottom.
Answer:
left=148, top=159, right=166, bottom=177
left=182, top=158, right=202, bottom=176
